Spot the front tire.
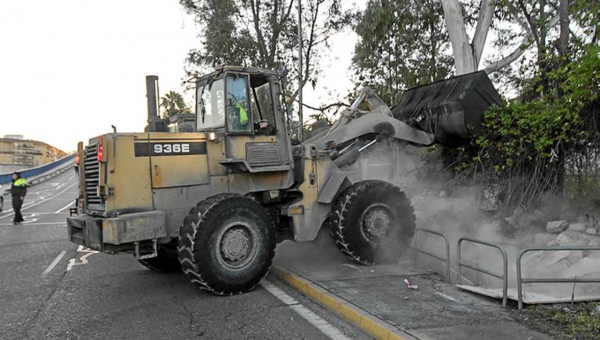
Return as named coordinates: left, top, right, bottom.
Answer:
left=177, top=195, right=276, bottom=295
left=330, top=180, right=416, bottom=265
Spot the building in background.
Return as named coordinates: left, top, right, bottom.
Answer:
left=0, top=135, right=67, bottom=170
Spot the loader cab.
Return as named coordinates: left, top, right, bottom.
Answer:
left=195, top=66, right=294, bottom=177
left=196, top=68, right=280, bottom=136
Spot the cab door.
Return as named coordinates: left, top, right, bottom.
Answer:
left=222, top=73, right=291, bottom=171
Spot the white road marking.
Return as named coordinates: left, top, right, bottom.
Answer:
left=0, top=222, right=67, bottom=226
left=42, top=251, right=67, bottom=277
left=56, top=200, right=75, bottom=213
left=261, top=280, right=351, bottom=340
left=67, top=245, right=99, bottom=271
left=0, top=181, right=77, bottom=220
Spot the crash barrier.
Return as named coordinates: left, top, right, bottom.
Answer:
left=412, top=228, right=451, bottom=282
left=517, top=246, right=600, bottom=310
left=0, top=154, right=76, bottom=185
left=457, top=237, right=508, bottom=307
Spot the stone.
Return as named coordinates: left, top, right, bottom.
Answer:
left=586, top=228, right=598, bottom=235
left=522, top=250, right=571, bottom=277
left=560, top=231, right=581, bottom=242
left=566, top=251, right=584, bottom=265
left=561, top=257, right=600, bottom=278
left=546, top=220, right=568, bottom=234
left=556, top=233, right=577, bottom=246
left=589, top=240, right=600, bottom=247
left=534, top=233, right=557, bottom=246
left=568, top=222, right=589, bottom=232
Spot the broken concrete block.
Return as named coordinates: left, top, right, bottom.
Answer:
left=560, top=231, right=581, bottom=242
left=556, top=233, right=577, bottom=246
left=534, top=233, right=557, bottom=245
left=523, top=250, right=571, bottom=277
left=579, top=234, right=600, bottom=246
left=586, top=228, right=598, bottom=235
left=561, top=257, right=600, bottom=278
left=566, top=251, right=584, bottom=265
left=568, top=222, right=589, bottom=232
left=589, top=240, right=600, bottom=247
left=547, top=220, right=568, bottom=234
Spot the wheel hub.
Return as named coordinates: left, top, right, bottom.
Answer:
left=220, top=228, right=251, bottom=262
left=361, top=204, right=395, bottom=242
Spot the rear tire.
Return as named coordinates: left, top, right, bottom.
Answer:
left=0, top=196, right=3, bottom=212
left=137, top=240, right=181, bottom=273
left=330, top=180, right=415, bottom=265
left=177, top=195, right=276, bottom=295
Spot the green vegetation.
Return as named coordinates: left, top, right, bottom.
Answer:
left=520, top=302, right=600, bottom=340
left=456, top=45, right=600, bottom=211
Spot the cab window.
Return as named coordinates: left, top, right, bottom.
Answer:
left=196, top=78, right=225, bottom=130
left=250, top=76, right=276, bottom=135
left=226, top=75, right=252, bottom=133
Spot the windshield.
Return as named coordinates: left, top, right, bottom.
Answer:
left=196, top=78, right=225, bottom=130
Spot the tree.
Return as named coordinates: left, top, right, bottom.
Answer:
left=441, top=0, right=495, bottom=74
left=160, top=91, right=192, bottom=119
left=180, top=0, right=351, bottom=109
left=352, top=0, right=454, bottom=105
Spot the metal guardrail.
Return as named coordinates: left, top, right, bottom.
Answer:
left=517, top=246, right=600, bottom=310
left=412, top=228, right=451, bottom=282
left=0, top=154, right=76, bottom=185
left=457, top=237, right=508, bottom=307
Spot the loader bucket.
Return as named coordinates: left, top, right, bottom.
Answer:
left=391, top=71, right=502, bottom=146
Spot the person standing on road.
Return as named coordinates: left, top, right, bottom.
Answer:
left=11, top=172, right=27, bottom=225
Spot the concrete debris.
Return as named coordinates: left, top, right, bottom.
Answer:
left=522, top=251, right=571, bottom=277
left=561, top=257, right=600, bottom=278
left=556, top=233, right=577, bottom=246
left=560, top=230, right=581, bottom=242
left=586, top=228, right=598, bottom=235
left=568, top=222, right=589, bottom=232
left=534, top=233, right=556, bottom=245
left=546, top=220, right=568, bottom=234
left=566, top=251, right=584, bottom=266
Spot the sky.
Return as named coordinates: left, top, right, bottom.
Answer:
left=0, top=1, right=364, bottom=153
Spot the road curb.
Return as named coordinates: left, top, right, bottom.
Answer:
left=270, top=266, right=418, bottom=340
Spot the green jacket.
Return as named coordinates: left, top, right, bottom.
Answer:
left=11, top=178, right=27, bottom=198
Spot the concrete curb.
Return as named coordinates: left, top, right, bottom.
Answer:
left=270, top=266, right=419, bottom=340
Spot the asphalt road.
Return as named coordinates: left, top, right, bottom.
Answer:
left=0, top=171, right=369, bottom=340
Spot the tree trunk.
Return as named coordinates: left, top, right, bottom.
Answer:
left=441, top=0, right=475, bottom=74
left=558, top=0, right=569, bottom=57
left=472, top=0, right=495, bottom=68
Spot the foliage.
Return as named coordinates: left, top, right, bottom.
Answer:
left=455, top=44, right=600, bottom=210
left=522, top=303, right=600, bottom=340
left=180, top=0, right=352, bottom=107
left=488, top=0, right=600, bottom=93
left=160, top=91, right=192, bottom=119
left=351, top=0, right=453, bottom=105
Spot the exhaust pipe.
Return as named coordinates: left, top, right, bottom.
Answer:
left=145, top=75, right=167, bottom=132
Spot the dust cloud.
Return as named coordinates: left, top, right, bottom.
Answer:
left=358, top=141, right=600, bottom=302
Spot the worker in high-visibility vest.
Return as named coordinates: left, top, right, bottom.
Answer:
left=235, top=101, right=249, bottom=130
left=74, top=153, right=80, bottom=175
left=11, top=172, right=27, bottom=225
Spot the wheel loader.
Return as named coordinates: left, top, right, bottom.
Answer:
left=67, top=66, right=501, bottom=295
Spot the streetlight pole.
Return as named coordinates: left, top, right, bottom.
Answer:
left=297, top=0, right=303, bottom=142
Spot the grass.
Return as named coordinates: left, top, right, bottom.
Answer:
left=520, top=302, right=600, bottom=339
